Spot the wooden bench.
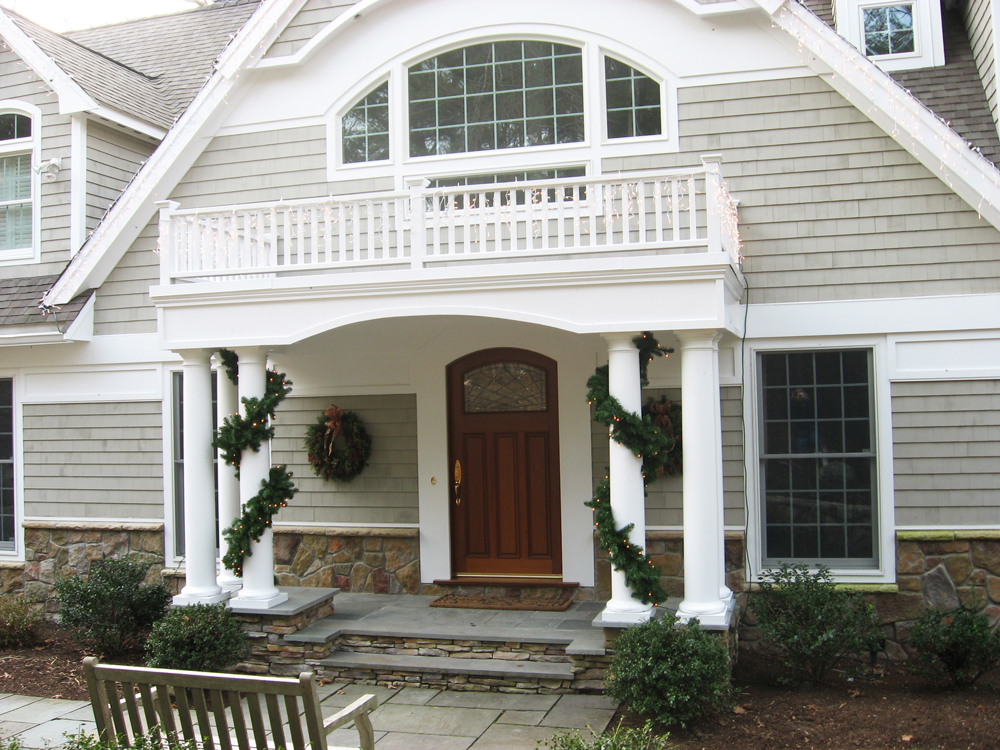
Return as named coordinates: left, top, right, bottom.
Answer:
left=83, top=657, right=376, bottom=750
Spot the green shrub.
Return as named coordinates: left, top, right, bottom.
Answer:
left=907, top=605, right=1000, bottom=687
left=60, top=728, right=196, bottom=750
left=749, top=563, right=880, bottom=685
left=55, top=557, right=171, bottom=655
left=145, top=603, right=250, bottom=672
left=604, top=615, right=731, bottom=728
left=538, top=721, right=673, bottom=750
left=0, top=594, right=40, bottom=649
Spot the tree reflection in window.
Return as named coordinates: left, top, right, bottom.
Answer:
left=464, top=362, right=547, bottom=413
left=342, top=82, right=389, bottom=164
left=605, top=57, right=661, bottom=139
left=863, top=5, right=914, bottom=56
left=408, top=41, right=585, bottom=157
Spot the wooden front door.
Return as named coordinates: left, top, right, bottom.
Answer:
left=447, top=348, right=562, bottom=578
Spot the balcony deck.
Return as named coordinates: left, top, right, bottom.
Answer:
left=156, top=159, right=742, bottom=288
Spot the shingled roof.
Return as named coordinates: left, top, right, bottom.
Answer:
left=0, top=275, right=91, bottom=329
left=2, top=0, right=259, bottom=131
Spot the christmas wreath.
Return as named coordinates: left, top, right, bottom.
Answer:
left=305, top=405, right=372, bottom=482
left=643, top=395, right=682, bottom=478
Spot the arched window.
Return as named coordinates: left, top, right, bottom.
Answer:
left=342, top=81, right=389, bottom=164
left=0, top=112, right=33, bottom=256
left=407, top=41, right=585, bottom=157
left=604, top=57, right=661, bottom=139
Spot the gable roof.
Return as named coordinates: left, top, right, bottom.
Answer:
left=0, top=0, right=259, bottom=132
left=42, top=0, right=1000, bottom=308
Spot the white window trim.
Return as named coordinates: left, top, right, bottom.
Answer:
left=325, top=25, right=680, bottom=188
left=0, top=101, right=42, bottom=265
left=835, top=0, right=944, bottom=72
left=0, top=374, right=25, bottom=561
left=743, top=335, right=897, bottom=584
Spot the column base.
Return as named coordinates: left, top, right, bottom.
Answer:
left=173, top=590, right=232, bottom=607
left=675, top=591, right=736, bottom=630
left=598, top=604, right=654, bottom=626
left=227, top=591, right=289, bottom=611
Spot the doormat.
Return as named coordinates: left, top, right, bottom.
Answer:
left=429, top=594, right=574, bottom=612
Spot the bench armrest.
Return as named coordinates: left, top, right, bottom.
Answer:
left=323, top=694, right=378, bottom=732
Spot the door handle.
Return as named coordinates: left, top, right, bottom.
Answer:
left=454, top=459, right=462, bottom=505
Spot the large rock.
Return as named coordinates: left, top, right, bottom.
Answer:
left=921, top=564, right=960, bottom=609
left=384, top=538, right=417, bottom=572
left=896, top=541, right=924, bottom=574
left=395, top=560, right=421, bottom=594
left=972, top=542, right=1000, bottom=576
left=273, top=533, right=301, bottom=565
left=987, top=575, right=1000, bottom=605
left=944, top=555, right=974, bottom=585
left=876, top=592, right=924, bottom=624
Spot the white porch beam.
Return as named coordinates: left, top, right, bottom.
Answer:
left=599, top=334, right=653, bottom=625
left=173, top=350, right=229, bottom=606
left=229, top=348, right=288, bottom=610
left=676, top=330, right=733, bottom=625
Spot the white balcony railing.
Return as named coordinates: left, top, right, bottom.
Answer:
left=157, top=157, right=741, bottom=284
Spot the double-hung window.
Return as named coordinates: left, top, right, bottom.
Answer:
left=0, top=112, right=33, bottom=260
left=759, top=350, right=877, bottom=567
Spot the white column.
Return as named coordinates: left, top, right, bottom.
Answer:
left=713, top=344, right=731, bottom=601
left=676, top=330, right=732, bottom=625
left=174, top=350, right=229, bottom=606
left=600, top=334, right=654, bottom=625
left=229, top=348, right=288, bottom=609
left=214, top=356, right=242, bottom=593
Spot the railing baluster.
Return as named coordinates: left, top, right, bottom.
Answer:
left=324, top=203, right=333, bottom=264
left=310, top=207, right=318, bottom=265
left=588, top=184, right=599, bottom=247
left=350, top=202, right=360, bottom=261
left=688, top=175, right=697, bottom=242
left=339, top=203, right=347, bottom=263
left=366, top=199, right=376, bottom=260
left=463, top=192, right=472, bottom=255
left=637, top=181, right=647, bottom=245
left=381, top=201, right=391, bottom=258
left=671, top=178, right=681, bottom=242
left=654, top=180, right=664, bottom=243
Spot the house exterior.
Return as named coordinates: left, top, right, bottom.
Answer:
left=1, top=0, right=998, bottom=645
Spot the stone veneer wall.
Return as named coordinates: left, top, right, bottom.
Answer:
left=594, top=531, right=746, bottom=601
left=10, top=521, right=166, bottom=613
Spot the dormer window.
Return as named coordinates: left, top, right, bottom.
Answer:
left=0, top=110, right=34, bottom=261
left=862, top=4, right=915, bottom=56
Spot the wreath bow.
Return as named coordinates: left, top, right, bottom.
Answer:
left=323, top=406, right=345, bottom=457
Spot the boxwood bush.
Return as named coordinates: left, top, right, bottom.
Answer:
left=55, top=557, right=171, bottom=655
left=145, top=603, right=250, bottom=672
left=604, top=615, right=731, bottom=728
left=0, top=594, right=40, bottom=649
left=907, top=605, right=1000, bottom=687
left=749, top=562, right=881, bottom=684
left=538, top=721, right=673, bottom=750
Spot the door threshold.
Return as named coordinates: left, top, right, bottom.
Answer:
left=433, top=577, right=579, bottom=588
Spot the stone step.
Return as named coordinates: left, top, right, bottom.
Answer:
left=318, top=650, right=576, bottom=681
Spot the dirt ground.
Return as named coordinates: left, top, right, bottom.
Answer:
left=3, top=625, right=999, bottom=749
left=618, top=650, right=1000, bottom=750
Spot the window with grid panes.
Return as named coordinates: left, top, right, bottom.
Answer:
left=759, top=350, right=877, bottom=566
left=408, top=41, right=585, bottom=157
left=0, top=380, right=14, bottom=548
left=605, top=57, right=661, bottom=139
left=0, top=113, right=32, bottom=254
left=342, top=81, right=390, bottom=164
left=862, top=5, right=915, bottom=56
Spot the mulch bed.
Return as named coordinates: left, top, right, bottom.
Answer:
left=429, top=594, right=574, bottom=611
left=615, top=649, right=1000, bottom=750
left=0, top=622, right=143, bottom=702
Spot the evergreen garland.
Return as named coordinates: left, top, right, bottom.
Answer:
left=212, top=352, right=298, bottom=577
left=585, top=332, right=677, bottom=605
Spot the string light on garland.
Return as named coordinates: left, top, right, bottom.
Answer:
left=584, top=332, right=678, bottom=605
left=212, top=349, right=298, bottom=577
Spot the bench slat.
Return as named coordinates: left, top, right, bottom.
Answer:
left=191, top=688, right=215, bottom=750
left=226, top=692, right=250, bottom=750
left=82, top=658, right=112, bottom=741
left=246, top=692, right=268, bottom=750
left=298, top=674, right=325, bottom=750
left=283, top=695, right=305, bottom=750
left=121, top=681, right=144, bottom=739
left=210, top=690, right=232, bottom=750
left=88, top=664, right=311, bottom=695
left=153, top=681, right=180, bottom=746
left=264, top=693, right=285, bottom=750
left=105, top=680, right=130, bottom=745
left=174, top=684, right=197, bottom=745
left=137, top=684, right=159, bottom=735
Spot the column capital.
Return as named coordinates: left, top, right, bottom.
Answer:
left=674, top=329, right=723, bottom=349
left=233, top=346, right=267, bottom=364
left=175, top=348, right=214, bottom=364
left=601, top=332, right=641, bottom=351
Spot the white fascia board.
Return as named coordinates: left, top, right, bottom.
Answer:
left=89, top=106, right=167, bottom=141
left=771, top=0, right=1000, bottom=231
left=0, top=11, right=97, bottom=114
left=42, top=0, right=304, bottom=308
left=0, top=327, right=66, bottom=346
left=62, top=293, right=94, bottom=342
